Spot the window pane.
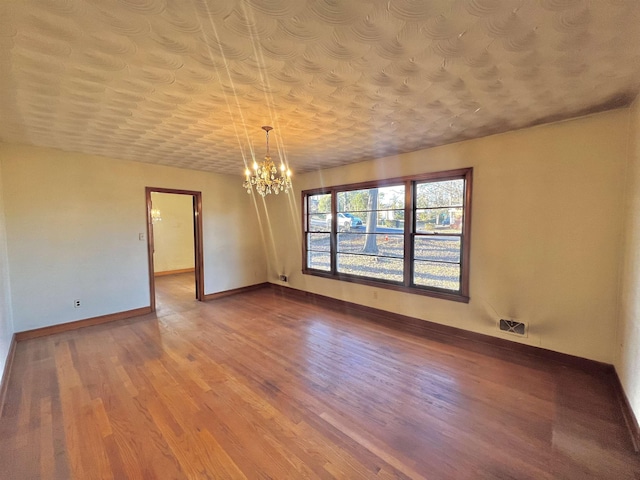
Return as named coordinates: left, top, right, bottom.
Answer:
left=337, top=189, right=370, bottom=213
left=415, top=207, right=463, bottom=234
left=308, top=233, right=330, bottom=252
left=416, top=179, right=464, bottom=208
left=307, top=251, right=330, bottom=271
left=337, top=185, right=404, bottom=213
left=329, top=212, right=365, bottom=231
left=309, top=194, right=331, bottom=214
left=413, top=260, right=460, bottom=291
left=414, top=236, right=461, bottom=263
left=376, top=209, right=404, bottom=229
left=337, top=253, right=403, bottom=282
left=308, top=213, right=329, bottom=232
left=378, top=185, right=405, bottom=209
left=338, top=233, right=404, bottom=258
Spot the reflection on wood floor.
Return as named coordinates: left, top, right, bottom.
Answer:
left=1, top=272, right=639, bottom=479
left=154, top=270, right=198, bottom=315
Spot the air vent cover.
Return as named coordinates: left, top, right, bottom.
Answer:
left=499, top=319, right=526, bottom=336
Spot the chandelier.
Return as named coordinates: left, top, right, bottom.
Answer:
left=243, top=126, right=292, bottom=196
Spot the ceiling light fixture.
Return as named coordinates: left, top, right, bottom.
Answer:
left=243, top=126, right=291, bottom=196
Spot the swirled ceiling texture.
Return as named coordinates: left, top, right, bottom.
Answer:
left=1, top=0, right=640, bottom=174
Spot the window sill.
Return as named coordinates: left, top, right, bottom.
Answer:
left=302, top=268, right=470, bottom=304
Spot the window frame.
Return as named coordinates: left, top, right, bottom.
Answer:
left=302, top=168, right=472, bottom=303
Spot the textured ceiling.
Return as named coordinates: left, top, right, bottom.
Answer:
left=1, top=0, right=640, bottom=175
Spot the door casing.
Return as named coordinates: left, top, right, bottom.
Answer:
left=145, top=187, right=204, bottom=311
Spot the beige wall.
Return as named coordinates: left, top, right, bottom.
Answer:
left=0, top=164, right=14, bottom=377
left=617, top=96, right=640, bottom=423
left=151, top=192, right=195, bottom=273
left=0, top=144, right=267, bottom=332
left=262, top=109, right=630, bottom=363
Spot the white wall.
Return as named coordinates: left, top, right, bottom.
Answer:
left=0, top=164, right=14, bottom=377
left=617, top=96, right=640, bottom=424
left=0, top=144, right=267, bottom=332
left=262, top=109, right=630, bottom=363
left=151, top=192, right=195, bottom=273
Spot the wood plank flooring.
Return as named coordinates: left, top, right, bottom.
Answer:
left=1, top=273, right=639, bottom=479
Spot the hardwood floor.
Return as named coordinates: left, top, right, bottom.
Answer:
left=1, top=273, right=639, bottom=479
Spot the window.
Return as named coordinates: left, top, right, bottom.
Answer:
left=302, top=168, right=472, bottom=302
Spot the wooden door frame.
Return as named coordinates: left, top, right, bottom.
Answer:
left=146, top=187, right=204, bottom=312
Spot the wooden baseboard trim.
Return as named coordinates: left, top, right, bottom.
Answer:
left=612, top=368, right=640, bottom=453
left=268, top=284, right=612, bottom=375
left=154, top=268, right=195, bottom=277
left=0, top=334, right=17, bottom=418
left=15, top=306, right=153, bottom=341
left=203, top=282, right=269, bottom=301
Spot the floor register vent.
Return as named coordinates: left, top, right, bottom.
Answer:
left=499, top=319, right=527, bottom=336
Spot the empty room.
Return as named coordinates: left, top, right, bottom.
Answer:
left=1, top=0, right=640, bottom=478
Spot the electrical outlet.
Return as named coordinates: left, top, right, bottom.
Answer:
left=74, top=299, right=81, bottom=308
left=279, top=274, right=288, bottom=282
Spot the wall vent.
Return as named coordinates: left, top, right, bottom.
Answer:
left=499, top=319, right=527, bottom=336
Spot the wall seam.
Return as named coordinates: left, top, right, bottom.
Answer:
left=615, top=100, right=638, bottom=369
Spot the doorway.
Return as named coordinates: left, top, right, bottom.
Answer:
left=145, top=187, right=204, bottom=312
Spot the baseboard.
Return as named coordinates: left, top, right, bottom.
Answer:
left=611, top=369, right=640, bottom=453
left=154, top=268, right=195, bottom=277
left=203, top=282, right=269, bottom=301
left=0, top=334, right=17, bottom=418
left=268, top=284, right=612, bottom=375
left=15, top=306, right=153, bottom=341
